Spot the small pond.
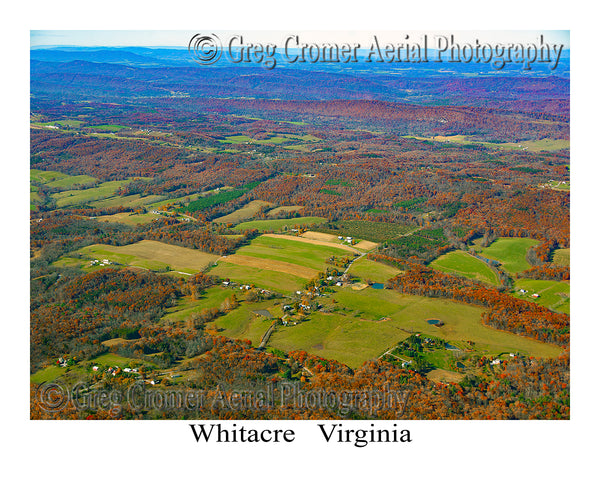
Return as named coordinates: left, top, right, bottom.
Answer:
left=371, top=283, right=385, bottom=289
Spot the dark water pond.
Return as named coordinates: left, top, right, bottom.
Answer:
left=371, top=283, right=385, bottom=289
left=426, top=319, right=440, bottom=325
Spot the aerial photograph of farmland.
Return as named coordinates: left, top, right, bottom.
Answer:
left=30, top=30, right=570, bottom=420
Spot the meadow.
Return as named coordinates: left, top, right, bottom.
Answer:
left=208, top=262, right=306, bottom=293
left=233, top=216, right=327, bottom=232
left=231, top=235, right=353, bottom=271
left=478, top=237, right=539, bottom=274
left=267, top=288, right=562, bottom=368
left=347, top=257, right=402, bottom=284
left=430, top=250, right=500, bottom=285
left=513, top=278, right=570, bottom=314
left=314, top=220, right=414, bottom=243
left=552, top=248, right=570, bottom=266
left=76, top=240, right=219, bottom=274
left=213, top=200, right=273, bottom=224
left=51, top=180, right=133, bottom=208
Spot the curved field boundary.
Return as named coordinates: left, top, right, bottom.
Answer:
left=220, top=254, right=318, bottom=279
left=263, top=233, right=359, bottom=254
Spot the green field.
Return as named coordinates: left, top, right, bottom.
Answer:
left=30, top=365, right=65, bottom=384
left=209, top=262, right=307, bottom=293
left=162, top=286, right=234, bottom=325
left=513, top=279, right=570, bottom=313
left=72, top=240, right=219, bottom=274
left=233, top=235, right=352, bottom=271
left=96, top=212, right=160, bottom=226
left=91, top=124, right=128, bottom=132
left=210, top=299, right=283, bottom=343
left=347, top=257, right=402, bottom=284
left=219, top=134, right=290, bottom=145
left=404, top=135, right=570, bottom=152
left=234, top=216, right=327, bottom=232
left=552, top=248, right=570, bottom=266
left=45, top=174, right=97, bottom=189
left=267, top=206, right=304, bottom=217
left=479, top=237, right=539, bottom=274
left=430, top=250, right=500, bottom=285
left=51, top=180, right=133, bottom=207
left=90, top=193, right=166, bottom=209
left=213, top=200, right=273, bottom=224
left=266, top=288, right=562, bottom=368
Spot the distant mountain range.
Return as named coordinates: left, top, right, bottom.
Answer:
left=30, top=47, right=570, bottom=115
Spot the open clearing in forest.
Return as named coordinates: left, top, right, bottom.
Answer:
left=552, top=248, right=570, bottom=266
left=233, top=216, right=327, bottom=232
left=213, top=200, right=274, bottom=224
left=478, top=237, right=539, bottom=275
left=267, top=205, right=304, bottom=217
left=51, top=180, right=133, bottom=207
left=347, top=257, right=402, bottom=284
left=219, top=254, right=318, bottom=279
left=264, top=233, right=359, bottom=253
left=513, top=278, right=570, bottom=314
left=266, top=288, right=562, bottom=368
left=77, top=240, right=219, bottom=274
left=234, top=235, right=357, bottom=270
left=430, top=250, right=500, bottom=285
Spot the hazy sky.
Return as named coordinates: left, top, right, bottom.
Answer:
left=31, top=30, right=570, bottom=49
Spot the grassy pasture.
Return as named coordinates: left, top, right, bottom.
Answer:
left=90, top=193, right=166, bottom=209
left=347, top=257, right=402, bottom=284
left=233, top=216, right=327, bottom=232
left=233, top=235, right=352, bottom=271
left=213, top=200, right=273, bottom=224
left=219, top=134, right=290, bottom=145
left=96, top=212, right=160, bottom=226
left=78, top=240, right=219, bottom=274
left=30, top=169, right=70, bottom=184
left=267, top=206, right=304, bottom=217
left=430, top=250, right=500, bottom=285
left=513, top=279, right=570, bottom=313
left=314, top=220, right=413, bottom=243
left=51, top=180, right=133, bottom=207
left=479, top=237, right=539, bottom=274
left=268, top=288, right=563, bottom=368
left=404, top=135, right=570, bottom=152
left=30, top=365, right=65, bottom=384
left=210, top=299, right=282, bottom=344
left=45, top=175, right=97, bottom=189
left=208, top=262, right=306, bottom=293
left=552, top=248, right=570, bottom=266
left=162, top=287, right=233, bottom=325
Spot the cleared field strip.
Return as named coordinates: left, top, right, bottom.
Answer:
left=213, top=200, right=274, bottom=224
left=430, top=250, right=500, bottom=285
left=209, top=262, right=306, bottom=293
left=478, top=237, right=539, bottom=274
left=51, top=180, right=133, bottom=207
left=267, top=206, right=304, bottom=217
left=267, top=288, right=563, bottom=368
left=80, top=240, right=219, bottom=273
left=233, top=216, right=327, bottom=232
left=552, top=248, right=570, bottom=266
left=220, top=254, right=318, bottom=279
left=264, top=233, right=359, bottom=253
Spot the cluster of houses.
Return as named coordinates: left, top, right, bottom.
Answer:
left=90, top=258, right=113, bottom=267
left=92, top=365, right=140, bottom=376
left=517, top=288, right=540, bottom=299
left=337, top=235, right=354, bottom=244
